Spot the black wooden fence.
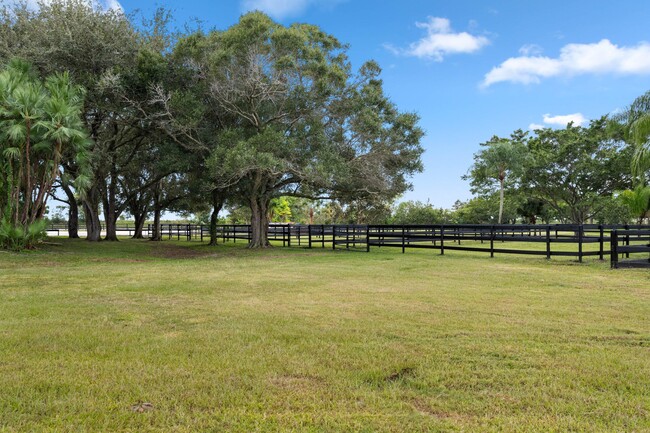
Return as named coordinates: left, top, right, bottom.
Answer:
left=151, top=223, right=650, bottom=264
left=610, top=229, right=650, bottom=268
left=48, top=222, right=650, bottom=266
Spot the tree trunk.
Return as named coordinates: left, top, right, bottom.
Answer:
left=83, top=189, right=102, bottom=242
left=104, top=213, right=118, bottom=241
left=132, top=211, right=147, bottom=239
left=103, top=166, right=119, bottom=241
left=209, top=189, right=224, bottom=246
left=498, top=177, right=505, bottom=224
left=68, top=201, right=80, bottom=239
left=61, top=183, right=80, bottom=238
left=150, top=181, right=162, bottom=242
left=151, top=205, right=162, bottom=241
left=249, top=195, right=271, bottom=248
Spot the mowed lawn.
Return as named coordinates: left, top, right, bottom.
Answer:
left=1, top=239, right=649, bottom=432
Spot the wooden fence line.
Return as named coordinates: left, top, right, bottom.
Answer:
left=610, top=229, right=650, bottom=268
left=45, top=222, right=649, bottom=266
left=147, top=223, right=649, bottom=265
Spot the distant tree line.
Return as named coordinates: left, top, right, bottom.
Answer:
left=0, top=0, right=424, bottom=249
left=463, top=102, right=650, bottom=225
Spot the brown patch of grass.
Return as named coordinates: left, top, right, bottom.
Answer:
left=410, top=398, right=472, bottom=421
left=268, top=374, right=325, bottom=392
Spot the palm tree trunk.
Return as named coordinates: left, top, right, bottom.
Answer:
left=498, top=177, right=504, bottom=224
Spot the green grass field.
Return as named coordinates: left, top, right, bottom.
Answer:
left=1, top=238, right=649, bottom=432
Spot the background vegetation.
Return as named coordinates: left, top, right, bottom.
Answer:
left=1, top=0, right=649, bottom=251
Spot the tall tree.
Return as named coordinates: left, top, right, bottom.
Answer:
left=619, top=186, right=650, bottom=224
left=0, top=60, right=89, bottom=246
left=611, top=90, right=650, bottom=186
left=464, top=132, right=527, bottom=223
left=522, top=119, right=631, bottom=223
left=0, top=0, right=141, bottom=240
left=204, top=14, right=423, bottom=247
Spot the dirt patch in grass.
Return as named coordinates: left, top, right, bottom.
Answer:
left=268, top=374, right=325, bottom=392
left=384, top=366, right=416, bottom=383
left=410, top=398, right=471, bottom=421
left=89, top=258, right=149, bottom=263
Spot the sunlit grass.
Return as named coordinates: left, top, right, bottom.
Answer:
left=1, top=238, right=649, bottom=432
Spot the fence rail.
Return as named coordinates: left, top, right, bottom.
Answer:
left=48, top=222, right=650, bottom=265
left=610, top=229, right=650, bottom=268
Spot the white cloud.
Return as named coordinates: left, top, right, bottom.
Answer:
left=529, top=113, right=587, bottom=130
left=483, top=39, right=650, bottom=87
left=543, top=113, right=587, bottom=126
left=518, top=44, right=542, bottom=56
left=389, top=17, right=490, bottom=61
left=102, top=0, right=122, bottom=12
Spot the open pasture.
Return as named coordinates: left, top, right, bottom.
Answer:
left=1, top=239, right=649, bottom=432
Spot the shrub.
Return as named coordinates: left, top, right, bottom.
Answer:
left=0, top=218, right=47, bottom=251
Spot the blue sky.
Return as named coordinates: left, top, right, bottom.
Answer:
left=113, top=0, right=650, bottom=207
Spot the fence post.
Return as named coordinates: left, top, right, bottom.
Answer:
left=401, top=225, right=405, bottom=254
left=490, top=225, right=495, bottom=258
left=346, top=225, right=350, bottom=250
left=598, top=225, right=604, bottom=261
left=625, top=224, right=630, bottom=258
left=366, top=225, right=370, bottom=253
left=578, top=225, right=583, bottom=263
left=288, top=225, right=291, bottom=248
left=332, top=226, right=336, bottom=250
left=546, top=226, right=551, bottom=260
left=610, top=230, right=618, bottom=268
left=440, top=225, right=445, bottom=255
left=308, top=225, right=312, bottom=249
left=322, top=224, right=325, bottom=248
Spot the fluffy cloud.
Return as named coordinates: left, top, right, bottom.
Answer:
left=388, top=17, right=490, bottom=61
left=484, top=39, right=650, bottom=87
left=102, top=0, right=122, bottom=12
left=529, top=113, right=587, bottom=130
left=241, top=0, right=342, bottom=19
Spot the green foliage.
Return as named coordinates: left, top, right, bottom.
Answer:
left=516, top=197, right=552, bottom=224
left=390, top=200, right=453, bottom=225
left=465, top=133, right=528, bottom=194
left=269, top=197, right=292, bottom=223
left=522, top=119, right=631, bottom=223
left=0, top=60, right=89, bottom=247
left=464, top=132, right=528, bottom=224
left=610, top=90, right=650, bottom=185
left=619, top=186, right=650, bottom=224
left=173, top=12, right=423, bottom=245
left=0, top=217, right=46, bottom=250
left=592, top=196, right=634, bottom=225
left=453, top=194, right=519, bottom=224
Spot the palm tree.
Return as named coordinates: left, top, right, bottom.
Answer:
left=629, top=115, right=650, bottom=185
left=0, top=60, right=89, bottom=238
left=613, top=90, right=650, bottom=186
left=620, top=186, right=650, bottom=224
left=465, top=135, right=528, bottom=224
